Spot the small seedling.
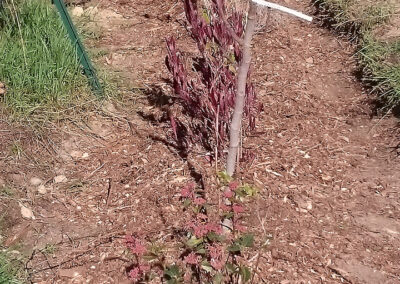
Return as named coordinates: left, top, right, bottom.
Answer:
left=10, top=142, right=23, bottom=158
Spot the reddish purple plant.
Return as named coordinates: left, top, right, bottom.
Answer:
left=126, top=235, right=147, bottom=256
left=124, top=177, right=257, bottom=283
left=184, top=252, right=201, bottom=265
left=208, top=243, right=225, bottom=270
left=165, top=0, right=262, bottom=155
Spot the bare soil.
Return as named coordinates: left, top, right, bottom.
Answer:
left=1, top=0, right=400, bottom=283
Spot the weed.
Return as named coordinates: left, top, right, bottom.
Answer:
left=9, top=141, right=23, bottom=158
left=0, top=186, right=14, bottom=197
left=40, top=243, right=57, bottom=255
left=360, top=35, right=400, bottom=106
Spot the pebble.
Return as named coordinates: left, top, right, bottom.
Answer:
left=54, top=175, right=67, bottom=183
left=0, top=82, right=5, bottom=96
left=30, top=177, right=43, bottom=186
left=71, top=6, right=84, bottom=17
left=37, top=185, right=47, bottom=195
left=19, top=203, right=35, bottom=220
left=70, top=150, right=83, bottom=158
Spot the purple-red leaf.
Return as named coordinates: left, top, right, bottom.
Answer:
left=165, top=0, right=261, bottom=155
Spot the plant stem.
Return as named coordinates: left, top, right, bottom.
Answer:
left=226, top=1, right=257, bottom=176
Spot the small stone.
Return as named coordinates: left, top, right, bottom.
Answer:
left=19, top=203, right=35, bottom=220
left=30, top=177, right=43, bottom=186
left=0, top=82, right=5, bottom=96
left=306, top=57, right=314, bottom=64
left=71, top=6, right=84, bottom=17
left=82, top=152, right=89, bottom=158
left=54, top=175, right=67, bottom=183
left=321, top=175, right=332, bottom=182
left=340, top=136, right=350, bottom=143
left=37, top=185, right=47, bottom=195
left=70, top=150, right=83, bottom=158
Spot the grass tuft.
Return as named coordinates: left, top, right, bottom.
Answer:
left=313, top=0, right=400, bottom=109
left=0, top=251, right=22, bottom=284
left=0, top=0, right=92, bottom=118
left=360, top=35, right=400, bottom=106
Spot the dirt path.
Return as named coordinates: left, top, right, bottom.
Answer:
left=1, top=0, right=400, bottom=283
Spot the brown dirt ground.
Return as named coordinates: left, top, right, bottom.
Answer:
left=1, top=0, right=400, bottom=283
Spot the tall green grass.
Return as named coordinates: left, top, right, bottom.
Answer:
left=0, top=251, right=22, bottom=284
left=360, top=35, right=400, bottom=106
left=313, top=0, right=400, bottom=109
left=0, top=0, right=90, bottom=117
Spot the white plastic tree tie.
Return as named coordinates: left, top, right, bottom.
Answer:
left=252, top=0, right=313, bottom=22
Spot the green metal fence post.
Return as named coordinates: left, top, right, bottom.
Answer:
left=52, top=0, right=103, bottom=96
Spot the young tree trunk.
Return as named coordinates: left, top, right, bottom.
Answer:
left=226, top=1, right=258, bottom=176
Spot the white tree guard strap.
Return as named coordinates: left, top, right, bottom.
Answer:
left=252, top=0, right=313, bottom=22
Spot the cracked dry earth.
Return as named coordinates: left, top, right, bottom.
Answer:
left=1, top=0, right=400, bottom=283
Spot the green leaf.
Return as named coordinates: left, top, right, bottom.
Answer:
left=186, top=236, right=203, bottom=248
left=239, top=266, right=251, bottom=282
left=183, top=199, right=191, bottom=208
left=234, top=188, right=246, bottom=198
left=236, top=184, right=257, bottom=197
left=228, top=64, right=236, bottom=74
left=196, top=246, right=207, bottom=255
left=195, top=244, right=206, bottom=254
left=164, top=265, right=180, bottom=278
left=226, top=263, right=237, bottom=273
left=202, top=9, right=211, bottom=24
left=213, top=272, right=224, bottom=284
left=229, top=52, right=237, bottom=64
left=201, top=260, right=213, bottom=273
left=207, top=231, right=224, bottom=242
left=239, top=234, right=254, bottom=248
left=227, top=243, right=241, bottom=252
left=217, top=171, right=232, bottom=184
